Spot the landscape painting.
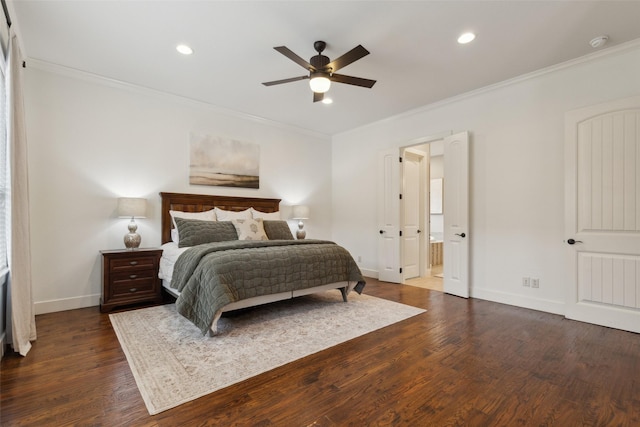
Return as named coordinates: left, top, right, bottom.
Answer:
left=189, top=133, right=260, bottom=188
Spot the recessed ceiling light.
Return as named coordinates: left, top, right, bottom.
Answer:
left=322, top=98, right=333, bottom=105
left=176, top=44, right=193, bottom=55
left=457, top=32, right=476, bottom=44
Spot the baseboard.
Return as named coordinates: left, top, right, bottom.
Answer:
left=471, top=287, right=565, bottom=316
left=360, top=268, right=378, bottom=279
left=34, top=294, right=101, bottom=315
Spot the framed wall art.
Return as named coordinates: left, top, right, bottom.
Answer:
left=189, top=133, right=259, bottom=189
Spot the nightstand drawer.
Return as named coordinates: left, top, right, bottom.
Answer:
left=111, top=273, right=156, bottom=298
left=110, top=256, right=157, bottom=272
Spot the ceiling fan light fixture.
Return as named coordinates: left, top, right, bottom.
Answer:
left=309, top=74, right=331, bottom=93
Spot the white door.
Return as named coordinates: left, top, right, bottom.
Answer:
left=565, top=95, right=640, bottom=333
left=377, top=148, right=402, bottom=283
left=402, top=149, right=426, bottom=279
left=443, top=132, right=470, bottom=298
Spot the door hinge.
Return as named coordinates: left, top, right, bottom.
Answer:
left=399, top=156, right=403, bottom=163
left=399, top=267, right=403, bottom=274
left=399, top=230, right=403, bottom=237
left=399, top=193, right=403, bottom=200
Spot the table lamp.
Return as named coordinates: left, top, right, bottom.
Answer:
left=292, top=205, right=310, bottom=240
left=117, top=197, right=147, bottom=249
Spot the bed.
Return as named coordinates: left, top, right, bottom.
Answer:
left=158, top=192, right=366, bottom=335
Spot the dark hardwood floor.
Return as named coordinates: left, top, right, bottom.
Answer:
left=2, top=278, right=639, bottom=426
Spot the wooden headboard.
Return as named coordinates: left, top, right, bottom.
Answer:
left=160, top=192, right=281, bottom=244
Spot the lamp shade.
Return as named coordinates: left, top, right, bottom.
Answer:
left=117, top=197, right=147, bottom=218
left=292, top=205, right=310, bottom=220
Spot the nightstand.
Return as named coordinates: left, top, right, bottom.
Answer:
left=100, top=248, right=163, bottom=313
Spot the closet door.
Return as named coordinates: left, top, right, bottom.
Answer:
left=565, top=95, right=640, bottom=333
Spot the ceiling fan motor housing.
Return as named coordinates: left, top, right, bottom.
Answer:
left=310, top=54, right=330, bottom=70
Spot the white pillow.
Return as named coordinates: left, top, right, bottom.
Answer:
left=251, top=208, right=281, bottom=220
left=231, top=218, right=268, bottom=241
left=215, top=207, right=251, bottom=221
left=169, top=209, right=217, bottom=242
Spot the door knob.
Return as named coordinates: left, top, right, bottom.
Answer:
left=379, top=230, right=385, bottom=234
left=567, top=238, right=583, bottom=245
left=455, top=233, right=466, bottom=238
left=417, top=229, right=422, bottom=233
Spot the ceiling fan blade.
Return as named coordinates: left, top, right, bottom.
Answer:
left=262, top=76, right=309, bottom=86
left=326, top=45, right=370, bottom=72
left=274, top=46, right=316, bottom=71
left=313, top=92, right=324, bottom=103
left=330, top=73, right=376, bottom=88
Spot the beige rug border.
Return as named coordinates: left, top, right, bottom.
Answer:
left=110, top=314, right=193, bottom=414
left=110, top=292, right=425, bottom=415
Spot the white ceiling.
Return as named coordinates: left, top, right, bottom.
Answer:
left=10, top=1, right=640, bottom=136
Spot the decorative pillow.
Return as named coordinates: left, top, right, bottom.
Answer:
left=251, top=208, right=281, bottom=220
left=263, top=220, right=294, bottom=240
left=174, top=217, right=238, bottom=247
left=231, top=218, right=268, bottom=241
left=170, top=209, right=216, bottom=229
left=214, top=207, right=252, bottom=221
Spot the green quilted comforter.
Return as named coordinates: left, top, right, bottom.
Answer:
left=170, top=239, right=366, bottom=334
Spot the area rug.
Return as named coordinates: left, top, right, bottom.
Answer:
left=109, top=291, right=425, bottom=415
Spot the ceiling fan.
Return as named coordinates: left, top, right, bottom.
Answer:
left=262, top=40, right=376, bottom=103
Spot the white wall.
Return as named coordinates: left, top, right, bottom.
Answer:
left=24, top=63, right=332, bottom=314
left=332, top=43, right=640, bottom=315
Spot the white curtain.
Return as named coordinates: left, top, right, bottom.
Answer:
left=6, top=30, right=35, bottom=356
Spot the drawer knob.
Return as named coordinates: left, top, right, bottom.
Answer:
left=129, top=261, right=138, bottom=266
left=129, top=288, right=137, bottom=292
left=129, top=274, right=138, bottom=279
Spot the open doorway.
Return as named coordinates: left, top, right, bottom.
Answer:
left=377, top=131, right=469, bottom=296
left=403, top=140, right=444, bottom=292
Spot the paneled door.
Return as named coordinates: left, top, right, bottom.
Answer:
left=377, top=148, right=402, bottom=283
left=565, top=95, right=640, bottom=333
left=443, top=132, right=470, bottom=298
left=402, top=149, right=427, bottom=279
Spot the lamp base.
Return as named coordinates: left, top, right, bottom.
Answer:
left=296, top=221, right=306, bottom=240
left=124, top=219, right=141, bottom=250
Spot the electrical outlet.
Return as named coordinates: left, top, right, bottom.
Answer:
left=523, top=277, right=530, bottom=287
left=532, top=278, right=540, bottom=288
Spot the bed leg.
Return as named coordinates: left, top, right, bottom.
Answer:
left=340, top=286, right=348, bottom=302
left=208, top=310, right=223, bottom=337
